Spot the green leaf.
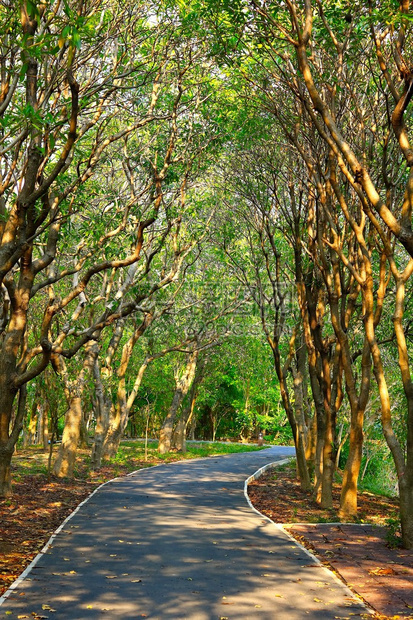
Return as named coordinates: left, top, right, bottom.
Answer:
left=72, top=29, right=81, bottom=49
left=19, top=63, right=29, bottom=82
left=26, top=0, right=38, bottom=18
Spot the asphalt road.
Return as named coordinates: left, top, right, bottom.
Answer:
left=1, top=446, right=370, bottom=619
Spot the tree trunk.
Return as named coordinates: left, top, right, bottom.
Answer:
left=53, top=395, right=83, bottom=478
left=41, top=404, right=49, bottom=452
left=103, top=314, right=154, bottom=459
left=292, top=338, right=310, bottom=482
left=305, top=413, right=317, bottom=467
left=296, top=272, right=326, bottom=500
left=171, top=417, right=186, bottom=452
left=320, top=346, right=340, bottom=510
left=159, top=349, right=198, bottom=454
left=189, top=405, right=197, bottom=440
left=339, top=417, right=363, bottom=519
left=393, top=278, right=413, bottom=548
left=400, top=480, right=413, bottom=550
left=0, top=446, right=13, bottom=497
left=103, top=357, right=150, bottom=459
left=171, top=359, right=204, bottom=452
left=339, top=340, right=370, bottom=519
left=0, top=385, right=27, bottom=496
left=91, top=356, right=110, bottom=470
left=271, top=344, right=311, bottom=491
left=53, top=344, right=97, bottom=477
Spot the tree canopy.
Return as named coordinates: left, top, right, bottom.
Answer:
left=1, top=0, right=413, bottom=548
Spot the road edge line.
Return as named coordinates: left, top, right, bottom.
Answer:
left=0, top=446, right=274, bottom=606
left=243, top=459, right=374, bottom=616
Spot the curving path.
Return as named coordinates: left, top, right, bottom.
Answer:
left=1, top=447, right=369, bottom=619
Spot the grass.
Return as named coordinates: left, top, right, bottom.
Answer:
left=108, top=439, right=266, bottom=468
left=12, top=439, right=266, bottom=484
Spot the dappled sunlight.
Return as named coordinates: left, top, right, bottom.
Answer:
left=2, top=448, right=365, bottom=619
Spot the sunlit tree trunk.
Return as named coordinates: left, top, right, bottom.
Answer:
left=391, top=275, right=413, bottom=547
left=91, top=354, right=111, bottom=470
left=271, top=340, right=311, bottom=491
left=53, top=343, right=97, bottom=478
left=339, top=338, right=371, bottom=519
left=159, top=349, right=199, bottom=454
left=23, top=392, right=39, bottom=448
left=103, top=357, right=150, bottom=459
left=171, top=359, right=205, bottom=451
left=103, top=313, right=153, bottom=459
left=291, top=339, right=310, bottom=480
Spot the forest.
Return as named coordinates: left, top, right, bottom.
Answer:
left=1, top=0, right=413, bottom=552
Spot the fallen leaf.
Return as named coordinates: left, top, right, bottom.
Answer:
left=368, top=567, right=397, bottom=576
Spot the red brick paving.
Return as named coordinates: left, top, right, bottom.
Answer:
left=285, top=523, right=413, bottom=619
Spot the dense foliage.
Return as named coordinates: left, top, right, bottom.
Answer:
left=1, top=0, right=413, bottom=548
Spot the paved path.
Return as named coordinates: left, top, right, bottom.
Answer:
left=2, top=447, right=369, bottom=619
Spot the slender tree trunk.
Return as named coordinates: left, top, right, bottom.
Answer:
left=393, top=277, right=413, bottom=548
left=159, top=350, right=198, bottom=454
left=0, top=385, right=27, bottom=496
left=335, top=423, right=349, bottom=470
left=53, top=344, right=97, bottom=478
left=103, top=358, right=150, bottom=458
left=79, top=418, right=89, bottom=448
left=171, top=359, right=205, bottom=452
left=320, top=344, right=340, bottom=510
left=189, top=398, right=197, bottom=440
left=91, top=355, right=110, bottom=470
left=363, top=271, right=412, bottom=546
left=296, top=272, right=326, bottom=500
left=42, top=404, right=49, bottom=452
left=103, top=314, right=153, bottom=459
left=339, top=339, right=371, bottom=519
left=292, top=338, right=309, bottom=478
left=305, top=414, right=317, bottom=467
left=53, top=395, right=83, bottom=478
left=271, top=344, right=311, bottom=491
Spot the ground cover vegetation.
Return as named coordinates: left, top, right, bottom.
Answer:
left=1, top=0, right=413, bottom=551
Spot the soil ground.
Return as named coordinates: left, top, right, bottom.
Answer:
left=248, top=463, right=413, bottom=620
left=0, top=453, right=155, bottom=596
